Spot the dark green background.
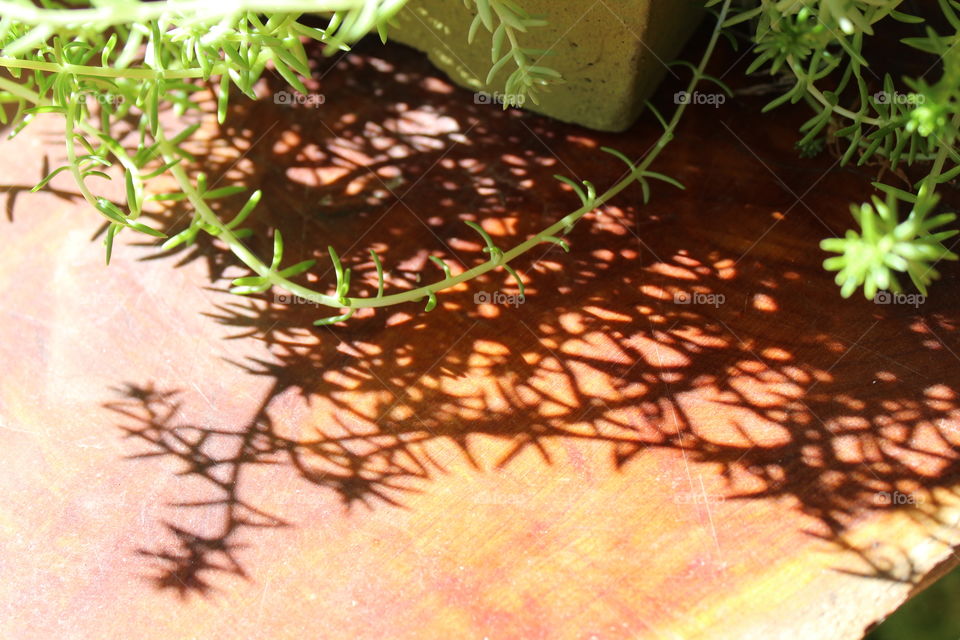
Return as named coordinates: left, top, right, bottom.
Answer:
left=867, top=567, right=960, bottom=639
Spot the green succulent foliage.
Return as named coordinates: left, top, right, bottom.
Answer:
left=712, top=0, right=960, bottom=299
left=462, top=0, right=560, bottom=108
left=0, top=0, right=729, bottom=326
left=0, top=0, right=409, bottom=260
left=821, top=185, right=958, bottom=298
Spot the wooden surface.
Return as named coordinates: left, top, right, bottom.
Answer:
left=2, top=36, right=960, bottom=640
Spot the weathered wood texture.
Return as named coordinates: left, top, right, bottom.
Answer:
left=1, top=35, right=959, bottom=640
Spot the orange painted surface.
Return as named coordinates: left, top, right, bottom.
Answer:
left=1, top=40, right=959, bottom=640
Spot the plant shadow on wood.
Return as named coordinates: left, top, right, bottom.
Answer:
left=104, top=38, right=960, bottom=598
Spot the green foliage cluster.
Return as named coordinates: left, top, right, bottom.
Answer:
left=715, top=0, right=960, bottom=296
left=0, top=0, right=955, bottom=326
left=0, top=0, right=727, bottom=324
left=463, top=0, right=560, bottom=106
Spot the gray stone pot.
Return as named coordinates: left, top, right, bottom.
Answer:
left=390, top=0, right=705, bottom=132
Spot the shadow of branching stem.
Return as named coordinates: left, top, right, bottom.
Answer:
left=108, top=38, right=960, bottom=596
left=108, top=385, right=284, bottom=596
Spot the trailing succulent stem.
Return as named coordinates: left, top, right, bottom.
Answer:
left=4, top=0, right=948, bottom=324
left=0, top=0, right=729, bottom=326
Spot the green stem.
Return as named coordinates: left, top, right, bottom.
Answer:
left=924, top=112, right=960, bottom=184
left=64, top=105, right=100, bottom=207
left=788, top=56, right=883, bottom=127
left=156, top=131, right=346, bottom=305
left=0, top=74, right=39, bottom=103
left=1, top=76, right=146, bottom=218
left=5, top=0, right=734, bottom=316
left=909, top=111, right=960, bottom=216
left=781, top=0, right=919, bottom=131
left=501, top=19, right=528, bottom=81
left=0, top=57, right=217, bottom=80
left=159, top=0, right=733, bottom=312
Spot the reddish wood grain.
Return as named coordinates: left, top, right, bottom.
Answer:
left=1, top=38, right=959, bottom=640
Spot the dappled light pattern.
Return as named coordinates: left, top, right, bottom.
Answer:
left=109, top=38, right=960, bottom=595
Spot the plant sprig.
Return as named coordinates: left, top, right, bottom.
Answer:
left=712, top=0, right=960, bottom=297
left=1, top=0, right=731, bottom=326
left=0, top=1, right=408, bottom=248
left=462, top=0, right=560, bottom=107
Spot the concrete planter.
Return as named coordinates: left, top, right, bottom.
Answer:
left=390, top=0, right=704, bottom=132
